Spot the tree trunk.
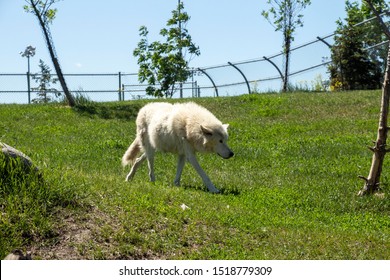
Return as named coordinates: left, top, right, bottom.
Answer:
left=31, top=2, right=76, bottom=107
left=282, top=30, right=291, bottom=92
left=283, top=41, right=290, bottom=92
left=358, top=0, right=390, bottom=195
left=358, top=46, right=390, bottom=195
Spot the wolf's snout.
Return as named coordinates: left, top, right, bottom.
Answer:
left=220, top=150, right=234, bottom=159
left=227, top=150, right=234, bottom=159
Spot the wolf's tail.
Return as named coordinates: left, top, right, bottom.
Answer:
left=122, top=137, right=142, bottom=167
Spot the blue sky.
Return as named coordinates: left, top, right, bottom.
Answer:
left=0, top=0, right=349, bottom=74
left=0, top=0, right=355, bottom=102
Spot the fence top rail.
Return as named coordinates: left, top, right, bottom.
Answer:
left=0, top=73, right=29, bottom=76
left=62, top=73, right=138, bottom=76
left=0, top=73, right=139, bottom=77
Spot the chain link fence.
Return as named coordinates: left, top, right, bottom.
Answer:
left=1, top=14, right=389, bottom=104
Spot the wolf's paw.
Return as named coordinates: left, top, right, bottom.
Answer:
left=125, top=174, right=133, bottom=181
left=207, top=186, right=220, bottom=194
left=174, top=180, right=181, bottom=186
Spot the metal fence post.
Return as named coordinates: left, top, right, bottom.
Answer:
left=26, top=71, right=31, bottom=104
left=118, top=72, right=122, bottom=101
left=316, top=36, right=332, bottom=48
left=263, top=56, right=285, bottom=89
left=197, top=68, right=219, bottom=97
left=228, top=62, right=251, bottom=94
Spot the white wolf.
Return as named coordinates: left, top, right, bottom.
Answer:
left=122, top=102, right=234, bottom=193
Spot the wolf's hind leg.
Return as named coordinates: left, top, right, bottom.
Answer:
left=125, top=153, right=146, bottom=181
left=145, top=149, right=156, bottom=182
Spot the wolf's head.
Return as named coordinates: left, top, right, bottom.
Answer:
left=201, top=124, right=234, bottom=159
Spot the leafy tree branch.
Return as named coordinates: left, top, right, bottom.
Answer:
left=133, top=2, right=200, bottom=98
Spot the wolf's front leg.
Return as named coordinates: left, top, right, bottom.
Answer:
left=185, top=152, right=220, bottom=193
left=174, top=154, right=186, bottom=186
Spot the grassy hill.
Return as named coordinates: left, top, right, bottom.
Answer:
left=0, top=90, right=389, bottom=259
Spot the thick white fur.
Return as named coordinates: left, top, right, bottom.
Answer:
left=122, top=102, right=234, bottom=193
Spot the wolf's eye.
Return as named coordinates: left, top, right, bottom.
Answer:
left=219, top=140, right=223, bottom=143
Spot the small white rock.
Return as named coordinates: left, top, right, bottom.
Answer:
left=180, top=203, right=190, bottom=210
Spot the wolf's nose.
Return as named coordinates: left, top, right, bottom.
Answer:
left=228, top=151, right=234, bottom=158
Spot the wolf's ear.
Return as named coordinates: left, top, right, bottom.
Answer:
left=200, top=125, right=213, bottom=136
left=223, top=124, right=229, bottom=131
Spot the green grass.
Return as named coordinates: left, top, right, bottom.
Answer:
left=0, top=90, right=389, bottom=259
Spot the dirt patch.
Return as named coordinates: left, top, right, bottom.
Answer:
left=30, top=206, right=120, bottom=260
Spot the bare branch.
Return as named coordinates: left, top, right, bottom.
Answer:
left=367, top=146, right=376, bottom=153
left=358, top=175, right=369, bottom=183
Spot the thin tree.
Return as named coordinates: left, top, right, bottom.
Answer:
left=24, top=0, right=76, bottom=107
left=262, top=0, right=311, bottom=92
left=133, top=1, right=200, bottom=98
left=31, top=59, right=60, bottom=103
left=358, top=0, right=390, bottom=195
